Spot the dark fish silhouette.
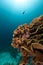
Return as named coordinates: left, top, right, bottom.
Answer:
left=22, top=11, right=25, bottom=14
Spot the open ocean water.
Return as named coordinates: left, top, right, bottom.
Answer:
left=0, top=0, right=43, bottom=65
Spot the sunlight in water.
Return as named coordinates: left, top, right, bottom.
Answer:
left=2, top=0, right=38, bottom=13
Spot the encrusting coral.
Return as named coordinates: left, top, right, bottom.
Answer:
left=11, top=15, right=43, bottom=65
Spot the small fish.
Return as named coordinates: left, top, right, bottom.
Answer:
left=22, top=11, right=25, bottom=14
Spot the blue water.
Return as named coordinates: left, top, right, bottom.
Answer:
left=0, top=0, right=43, bottom=65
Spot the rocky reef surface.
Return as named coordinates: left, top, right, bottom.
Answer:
left=11, top=15, right=43, bottom=65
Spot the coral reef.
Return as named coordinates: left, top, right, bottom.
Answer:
left=11, top=15, right=43, bottom=65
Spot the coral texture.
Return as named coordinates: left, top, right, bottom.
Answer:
left=11, top=15, right=43, bottom=65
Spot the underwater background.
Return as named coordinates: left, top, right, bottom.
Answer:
left=0, top=0, right=43, bottom=65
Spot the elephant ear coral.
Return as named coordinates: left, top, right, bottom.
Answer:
left=11, top=15, right=43, bottom=65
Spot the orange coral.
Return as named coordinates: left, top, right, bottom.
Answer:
left=11, top=15, right=43, bottom=65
